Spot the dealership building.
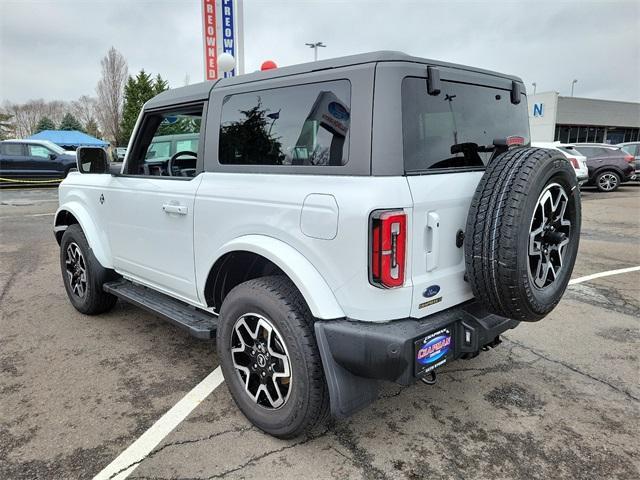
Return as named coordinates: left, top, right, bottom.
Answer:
left=528, top=92, right=640, bottom=144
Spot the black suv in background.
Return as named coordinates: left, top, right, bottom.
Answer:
left=573, top=143, right=635, bottom=192
left=0, top=139, right=77, bottom=185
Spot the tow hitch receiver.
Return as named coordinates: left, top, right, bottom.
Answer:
left=420, top=370, right=437, bottom=385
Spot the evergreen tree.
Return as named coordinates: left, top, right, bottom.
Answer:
left=85, top=117, right=102, bottom=139
left=59, top=113, right=84, bottom=131
left=36, top=116, right=56, bottom=133
left=120, top=69, right=156, bottom=145
left=153, top=74, right=169, bottom=95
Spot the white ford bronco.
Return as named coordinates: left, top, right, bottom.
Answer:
left=55, top=52, right=581, bottom=438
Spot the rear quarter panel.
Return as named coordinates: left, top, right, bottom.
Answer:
left=194, top=174, right=415, bottom=321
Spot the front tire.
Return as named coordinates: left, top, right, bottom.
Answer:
left=60, top=224, right=118, bottom=315
left=217, top=276, right=329, bottom=438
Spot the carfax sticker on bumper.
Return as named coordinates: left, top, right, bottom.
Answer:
left=415, top=327, right=453, bottom=376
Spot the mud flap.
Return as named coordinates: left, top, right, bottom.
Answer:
left=314, top=322, right=380, bottom=418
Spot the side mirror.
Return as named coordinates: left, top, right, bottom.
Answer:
left=49, top=153, right=57, bottom=160
left=76, top=147, right=110, bottom=174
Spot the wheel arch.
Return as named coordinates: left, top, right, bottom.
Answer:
left=202, top=235, right=345, bottom=320
left=54, top=203, right=113, bottom=268
left=590, top=165, right=625, bottom=182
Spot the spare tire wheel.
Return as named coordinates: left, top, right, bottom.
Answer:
left=464, top=147, right=581, bottom=322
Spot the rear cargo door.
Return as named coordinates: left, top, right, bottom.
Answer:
left=401, top=76, right=529, bottom=318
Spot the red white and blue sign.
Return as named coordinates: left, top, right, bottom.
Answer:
left=220, top=0, right=236, bottom=78
left=202, top=0, right=244, bottom=80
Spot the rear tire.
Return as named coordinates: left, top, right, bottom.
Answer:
left=217, top=276, right=329, bottom=438
left=595, top=170, right=620, bottom=192
left=465, top=147, right=581, bottom=322
left=60, top=224, right=118, bottom=315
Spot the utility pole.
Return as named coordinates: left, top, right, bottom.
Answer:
left=305, top=42, right=326, bottom=61
left=571, top=79, right=578, bottom=97
left=532, top=82, right=537, bottom=95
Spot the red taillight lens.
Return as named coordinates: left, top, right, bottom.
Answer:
left=568, top=157, right=579, bottom=169
left=624, top=154, right=635, bottom=164
left=370, top=210, right=406, bottom=288
left=506, top=135, right=525, bottom=147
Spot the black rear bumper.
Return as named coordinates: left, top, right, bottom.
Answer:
left=315, top=301, right=518, bottom=418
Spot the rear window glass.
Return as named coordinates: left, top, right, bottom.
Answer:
left=557, top=146, right=576, bottom=155
left=219, top=80, right=351, bottom=166
left=402, top=78, right=529, bottom=172
left=1, top=143, right=24, bottom=156
left=576, top=146, right=615, bottom=157
left=621, top=145, right=637, bottom=156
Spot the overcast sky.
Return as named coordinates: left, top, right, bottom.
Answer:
left=1, top=0, right=639, bottom=104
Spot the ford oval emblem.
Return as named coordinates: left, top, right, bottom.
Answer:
left=423, top=285, right=440, bottom=298
left=328, top=101, right=350, bottom=121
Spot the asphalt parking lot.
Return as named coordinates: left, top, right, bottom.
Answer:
left=1, top=185, right=639, bottom=480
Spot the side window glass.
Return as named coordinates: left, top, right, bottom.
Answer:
left=219, top=80, right=351, bottom=166
left=145, top=141, right=171, bottom=161
left=176, top=138, right=199, bottom=152
left=130, top=108, right=203, bottom=177
left=29, top=145, right=51, bottom=158
left=1, top=144, right=25, bottom=156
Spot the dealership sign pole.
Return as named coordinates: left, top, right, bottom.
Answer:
left=202, top=0, right=244, bottom=80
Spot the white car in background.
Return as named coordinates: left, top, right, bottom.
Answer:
left=533, top=142, right=589, bottom=185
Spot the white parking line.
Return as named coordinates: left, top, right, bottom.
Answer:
left=93, top=367, right=225, bottom=480
left=0, top=212, right=55, bottom=219
left=568, top=266, right=640, bottom=285
left=93, top=265, right=640, bottom=479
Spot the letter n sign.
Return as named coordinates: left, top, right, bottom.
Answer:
left=533, top=103, right=544, bottom=117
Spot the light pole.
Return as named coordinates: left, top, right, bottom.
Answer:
left=571, top=79, right=578, bottom=97
left=305, top=42, right=326, bottom=61
left=532, top=82, right=537, bottom=95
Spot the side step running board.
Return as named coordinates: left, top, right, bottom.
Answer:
left=103, top=279, right=217, bottom=339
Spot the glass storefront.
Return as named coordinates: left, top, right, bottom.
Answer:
left=554, top=125, right=639, bottom=144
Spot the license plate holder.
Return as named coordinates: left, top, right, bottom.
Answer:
left=414, top=326, right=454, bottom=377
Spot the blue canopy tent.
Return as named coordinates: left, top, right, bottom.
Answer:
left=27, top=130, right=109, bottom=150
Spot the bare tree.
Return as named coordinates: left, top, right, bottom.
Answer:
left=96, top=47, right=128, bottom=145
left=45, top=100, right=68, bottom=126
left=70, top=95, right=98, bottom=128
left=2, top=100, right=48, bottom=138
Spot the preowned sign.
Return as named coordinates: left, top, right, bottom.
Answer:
left=202, top=0, right=218, bottom=80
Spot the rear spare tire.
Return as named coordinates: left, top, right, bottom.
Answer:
left=464, top=147, right=581, bottom=322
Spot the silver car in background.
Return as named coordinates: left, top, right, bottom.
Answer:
left=618, top=142, right=639, bottom=180
left=533, top=142, right=589, bottom=185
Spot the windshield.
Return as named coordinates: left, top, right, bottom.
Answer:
left=40, top=140, right=66, bottom=154
left=402, top=78, right=529, bottom=173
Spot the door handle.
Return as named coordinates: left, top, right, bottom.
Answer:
left=426, top=212, right=440, bottom=271
left=162, top=203, right=188, bottom=215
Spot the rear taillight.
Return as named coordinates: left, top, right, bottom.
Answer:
left=568, top=157, right=579, bottom=169
left=370, top=210, right=406, bottom=288
left=624, top=154, right=635, bottom=164
left=506, top=136, right=525, bottom=147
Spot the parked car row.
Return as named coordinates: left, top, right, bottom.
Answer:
left=0, top=139, right=77, bottom=184
left=573, top=143, right=636, bottom=192
left=529, top=141, right=637, bottom=192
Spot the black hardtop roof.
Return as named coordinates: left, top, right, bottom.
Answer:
left=146, top=50, right=524, bottom=109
